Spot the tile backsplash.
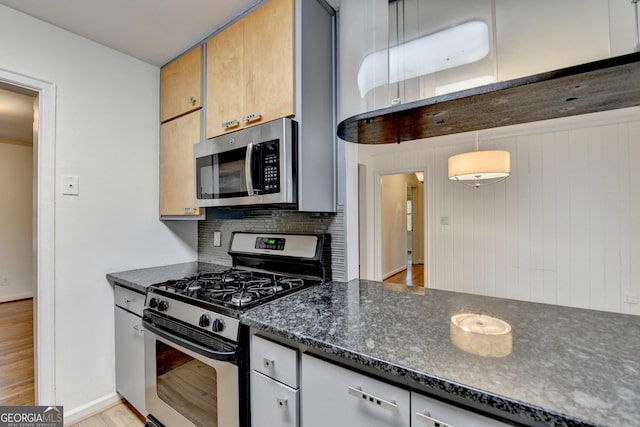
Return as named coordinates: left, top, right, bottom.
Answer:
left=198, top=205, right=345, bottom=281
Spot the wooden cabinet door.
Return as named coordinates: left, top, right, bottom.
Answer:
left=159, top=110, right=201, bottom=216
left=160, top=46, right=202, bottom=123
left=243, top=0, right=295, bottom=126
left=206, top=20, right=245, bottom=139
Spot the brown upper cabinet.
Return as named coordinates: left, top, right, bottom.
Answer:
left=160, top=46, right=203, bottom=123
left=159, top=110, right=202, bottom=217
left=206, top=0, right=294, bottom=138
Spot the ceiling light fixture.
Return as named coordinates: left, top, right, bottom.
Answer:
left=448, top=133, right=510, bottom=188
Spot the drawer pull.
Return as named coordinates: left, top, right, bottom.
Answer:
left=276, top=397, right=288, bottom=409
left=222, top=119, right=239, bottom=129
left=124, top=298, right=132, bottom=304
left=347, top=386, right=398, bottom=413
left=242, top=112, right=262, bottom=123
left=189, top=96, right=197, bottom=105
left=415, top=411, right=454, bottom=427
left=133, top=324, right=144, bottom=334
left=263, top=358, right=275, bottom=369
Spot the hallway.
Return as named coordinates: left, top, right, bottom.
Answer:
left=384, top=263, right=424, bottom=287
left=0, top=298, right=34, bottom=406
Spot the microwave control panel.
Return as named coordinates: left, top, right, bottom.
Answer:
left=256, top=140, right=280, bottom=194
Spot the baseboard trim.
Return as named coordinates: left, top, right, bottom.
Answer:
left=63, top=392, right=121, bottom=425
left=0, top=292, right=34, bottom=303
left=382, top=265, right=407, bottom=280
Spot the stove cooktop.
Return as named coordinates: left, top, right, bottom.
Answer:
left=151, top=268, right=321, bottom=311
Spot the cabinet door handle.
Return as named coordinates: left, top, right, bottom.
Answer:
left=222, top=119, right=239, bottom=129
left=276, top=397, right=288, bottom=409
left=242, top=112, right=262, bottom=123
left=124, top=298, right=132, bottom=304
left=415, top=411, right=454, bottom=427
left=189, top=96, right=197, bottom=105
left=133, top=324, right=144, bottom=333
left=347, top=386, right=398, bottom=413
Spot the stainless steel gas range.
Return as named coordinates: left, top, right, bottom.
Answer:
left=143, top=232, right=326, bottom=427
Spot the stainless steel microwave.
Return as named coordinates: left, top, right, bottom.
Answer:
left=194, top=118, right=297, bottom=207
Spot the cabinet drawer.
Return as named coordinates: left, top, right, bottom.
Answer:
left=114, top=285, right=145, bottom=316
left=411, top=392, right=511, bottom=427
left=251, top=335, right=298, bottom=388
left=251, top=370, right=298, bottom=427
left=301, top=353, right=410, bottom=427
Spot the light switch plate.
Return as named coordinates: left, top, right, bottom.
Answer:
left=213, top=231, right=222, bottom=247
left=62, top=175, right=79, bottom=196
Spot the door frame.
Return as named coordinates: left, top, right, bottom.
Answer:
left=0, top=68, right=56, bottom=404
left=374, top=168, right=427, bottom=285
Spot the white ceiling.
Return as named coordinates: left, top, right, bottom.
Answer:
left=0, top=0, right=262, bottom=66
left=0, top=0, right=340, bottom=140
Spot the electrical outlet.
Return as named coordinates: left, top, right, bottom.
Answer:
left=62, top=175, right=79, bottom=196
left=213, top=231, right=222, bottom=247
left=624, top=293, right=638, bottom=304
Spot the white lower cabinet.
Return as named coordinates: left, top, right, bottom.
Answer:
left=251, top=335, right=300, bottom=427
left=114, top=304, right=146, bottom=415
left=411, top=392, right=512, bottom=427
left=301, top=353, right=411, bottom=427
left=252, top=370, right=299, bottom=427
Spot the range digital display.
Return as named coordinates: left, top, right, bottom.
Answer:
left=255, top=237, right=286, bottom=250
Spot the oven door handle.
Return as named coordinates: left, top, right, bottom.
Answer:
left=143, top=320, right=236, bottom=362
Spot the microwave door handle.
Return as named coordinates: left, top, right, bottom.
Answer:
left=245, top=143, right=254, bottom=196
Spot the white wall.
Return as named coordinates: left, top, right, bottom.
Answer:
left=380, top=174, right=408, bottom=278
left=0, top=141, right=33, bottom=302
left=0, top=4, right=197, bottom=413
left=359, top=109, right=640, bottom=316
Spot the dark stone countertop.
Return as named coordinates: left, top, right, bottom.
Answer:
left=241, top=279, right=640, bottom=427
left=106, top=261, right=229, bottom=294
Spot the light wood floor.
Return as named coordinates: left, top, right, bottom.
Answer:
left=384, top=263, right=425, bottom=287
left=0, top=298, right=35, bottom=406
left=67, top=401, right=145, bottom=427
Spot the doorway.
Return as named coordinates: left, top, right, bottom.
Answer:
left=378, top=171, right=426, bottom=287
left=0, top=85, right=36, bottom=404
left=0, top=70, right=56, bottom=405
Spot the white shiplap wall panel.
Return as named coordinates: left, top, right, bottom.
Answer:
left=588, top=125, right=608, bottom=312
left=363, top=117, right=640, bottom=315
left=603, top=125, right=622, bottom=312
left=554, top=131, right=573, bottom=307
left=568, top=128, right=591, bottom=309
left=541, top=132, right=558, bottom=304
left=629, top=121, right=640, bottom=315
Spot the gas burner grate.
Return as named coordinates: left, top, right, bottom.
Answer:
left=159, top=268, right=320, bottom=310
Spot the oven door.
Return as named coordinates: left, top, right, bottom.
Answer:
left=144, top=321, right=239, bottom=427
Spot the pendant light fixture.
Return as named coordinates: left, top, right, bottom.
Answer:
left=448, top=133, right=510, bottom=188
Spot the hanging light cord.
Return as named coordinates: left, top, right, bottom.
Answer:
left=635, top=0, right=640, bottom=52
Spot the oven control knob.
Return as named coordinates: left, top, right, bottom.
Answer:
left=199, top=314, right=211, bottom=327
left=148, top=297, right=158, bottom=309
left=212, top=318, right=225, bottom=333
left=158, top=300, right=168, bottom=312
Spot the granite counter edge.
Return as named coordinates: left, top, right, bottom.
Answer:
left=241, top=317, right=598, bottom=427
